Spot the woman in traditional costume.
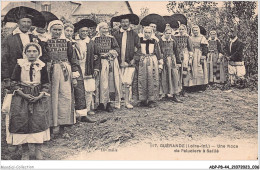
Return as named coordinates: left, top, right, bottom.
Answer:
left=135, top=26, right=163, bottom=107
left=8, top=42, right=50, bottom=160
left=160, top=28, right=182, bottom=102
left=174, top=24, right=193, bottom=95
left=92, top=22, right=121, bottom=112
left=44, top=20, right=79, bottom=134
left=64, top=23, right=75, bottom=42
left=207, top=30, right=225, bottom=84
left=139, top=14, right=165, bottom=100
left=188, top=25, right=209, bottom=90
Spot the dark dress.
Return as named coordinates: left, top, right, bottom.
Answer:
left=9, top=60, right=50, bottom=134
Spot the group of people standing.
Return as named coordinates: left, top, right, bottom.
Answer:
left=1, top=6, right=245, bottom=160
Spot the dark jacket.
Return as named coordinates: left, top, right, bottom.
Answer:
left=159, top=35, right=181, bottom=64
left=227, top=38, right=244, bottom=62
left=113, top=29, right=140, bottom=65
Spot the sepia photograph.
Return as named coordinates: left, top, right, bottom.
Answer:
left=0, top=0, right=259, bottom=169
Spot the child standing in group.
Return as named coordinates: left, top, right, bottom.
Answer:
left=7, top=42, right=50, bottom=160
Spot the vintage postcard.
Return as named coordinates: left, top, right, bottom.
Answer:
left=1, top=0, right=258, bottom=169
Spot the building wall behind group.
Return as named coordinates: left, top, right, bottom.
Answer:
left=33, top=1, right=79, bottom=23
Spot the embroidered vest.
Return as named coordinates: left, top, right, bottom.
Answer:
left=94, top=36, right=112, bottom=54
left=47, top=39, right=68, bottom=61
left=161, top=41, right=174, bottom=57
left=175, top=36, right=188, bottom=51
left=208, top=40, right=218, bottom=52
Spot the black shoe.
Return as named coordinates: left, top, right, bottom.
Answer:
left=106, top=103, right=113, bottom=112
left=180, top=90, right=186, bottom=97
left=138, top=101, right=148, bottom=107
left=148, top=101, right=157, bottom=108
left=81, top=116, right=96, bottom=123
left=96, top=103, right=105, bottom=111
left=172, top=95, right=183, bottom=103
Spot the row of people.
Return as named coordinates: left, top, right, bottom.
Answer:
left=2, top=7, right=245, bottom=160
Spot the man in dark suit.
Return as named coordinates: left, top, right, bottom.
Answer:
left=111, top=14, right=140, bottom=109
left=1, top=7, right=45, bottom=87
left=226, top=27, right=245, bottom=85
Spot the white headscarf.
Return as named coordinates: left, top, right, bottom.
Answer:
left=191, top=25, right=201, bottom=37
left=175, top=24, right=189, bottom=36
left=96, top=22, right=109, bottom=36
left=22, top=42, right=42, bottom=59
left=191, top=25, right=208, bottom=45
left=142, top=26, right=159, bottom=41
left=47, top=20, right=66, bottom=39
left=208, top=30, right=219, bottom=41
left=18, top=42, right=45, bottom=71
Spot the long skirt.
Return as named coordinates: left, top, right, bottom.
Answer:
left=7, top=85, right=50, bottom=145
left=6, top=114, right=50, bottom=145
left=97, top=59, right=121, bottom=107
left=161, top=55, right=181, bottom=95
left=48, top=62, right=75, bottom=127
left=76, top=78, right=95, bottom=116
left=181, top=48, right=192, bottom=87
left=138, top=55, right=159, bottom=101
left=208, top=51, right=226, bottom=83
left=188, top=48, right=208, bottom=86
left=74, top=66, right=87, bottom=111
left=131, top=65, right=139, bottom=101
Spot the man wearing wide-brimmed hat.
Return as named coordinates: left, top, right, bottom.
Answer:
left=2, top=6, right=46, bottom=86
left=111, top=14, right=140, bottom=109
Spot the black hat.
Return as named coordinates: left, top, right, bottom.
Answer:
left=163, top=16, right=171, bottom=24
left=171, top=14, right=187, bottom=26
left=40, top=11, right=58, bottom=27
left=140, top=14, right=166, bottom=33
left=74, top=19, right=97, bottom=33
left=163, top=16, right=179, bottom=29
left=3, top=6, right=46, bottom=28
left=199, top=25, right=207, bottom=36
left=110, top=14, right=139, bottom=28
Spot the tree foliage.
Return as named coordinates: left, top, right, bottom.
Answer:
left=167, top=1, right=258, bottom=79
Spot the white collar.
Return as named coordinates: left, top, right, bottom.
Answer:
left=120, top=27, right=131, bottom=32
left=142, top=37, right=154, bottom=41
left=161, top=35, right=173, bottom=41
left=17, top=58, right=45, bottom=71
left=208, top=37, right=219, bottom=41
left=230, top=36, right=238, bottom=43
left=13, top=27, right=32, bottom=35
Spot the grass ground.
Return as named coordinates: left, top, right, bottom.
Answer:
left=1, top=88, right=258, bottom=160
